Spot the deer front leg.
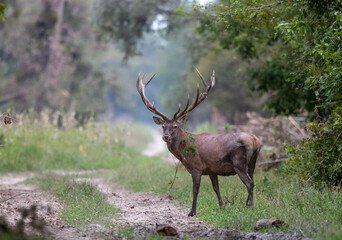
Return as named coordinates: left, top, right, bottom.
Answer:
left=188, top=174, right=201, bottom=216
left=209, top=175, right=224, bottom=208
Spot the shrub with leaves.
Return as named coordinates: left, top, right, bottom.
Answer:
left=283, top=109, right=342, bottom=186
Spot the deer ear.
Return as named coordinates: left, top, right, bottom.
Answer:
left=153, top=116, right=164, bottom=125
left=177, top=115, right=189, bottom=125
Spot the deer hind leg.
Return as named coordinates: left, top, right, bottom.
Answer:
left=209, top=175, right=224, bottom=208
left=189, top=173, right=202, bottom=217
left=234, top=167, right=254, bottom=207
left=248, top=146, right=262, bottom=181
left=232, top=147, right=254, bottom=207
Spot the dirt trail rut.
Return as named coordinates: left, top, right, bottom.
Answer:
left=89, top=179, right=211, bottom=237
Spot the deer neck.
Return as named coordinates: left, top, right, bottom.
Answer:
left=166, top=128, right=190, bottom=161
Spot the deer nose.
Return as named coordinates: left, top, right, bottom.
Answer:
left=162, top=134, right=170, bottom=142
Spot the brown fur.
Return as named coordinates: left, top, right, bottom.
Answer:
left=156, top=118, right=262, bottom=216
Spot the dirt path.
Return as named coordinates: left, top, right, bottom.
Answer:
left=0, top=172, right=308, bottom=239
left=142, top=129, right=166, bottom=157
left=0, top=174, right=99, bottom=240
left=141, top=128, right=178, bottom=164
left=0, top=136, right=308, bottom=240
left=87, top=178, right=214, bottom=238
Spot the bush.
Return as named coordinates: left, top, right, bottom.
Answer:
left=283, top=109, right=342, bottom=186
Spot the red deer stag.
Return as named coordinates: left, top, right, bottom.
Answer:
left=136, top=69, right=262, bottom=216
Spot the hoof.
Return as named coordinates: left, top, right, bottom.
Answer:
left=188, top=211, right=196, bottom=217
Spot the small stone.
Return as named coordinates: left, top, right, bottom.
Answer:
left=156, top=224, right=179, bottom=237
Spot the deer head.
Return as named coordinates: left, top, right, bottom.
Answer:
left=136, top=68, right=215, bottom=143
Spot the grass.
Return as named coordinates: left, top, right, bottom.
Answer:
left=96, top=164, right=342, bottom=239
left=31, top=174, right=118, bottom=226
left=0, top=117, right=144, bottom=171
left=1, top=113, right=341, bottom=239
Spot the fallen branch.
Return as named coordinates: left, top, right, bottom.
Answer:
left=256, top=158, right=288, bottom=166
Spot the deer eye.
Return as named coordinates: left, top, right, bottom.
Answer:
left=173, top=126, right=178, bottom=129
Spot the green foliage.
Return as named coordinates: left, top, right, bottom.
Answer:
left=0, top=3, right=6, bottom=22
left=33, top=174, right=118, bottom=226
left=182, top=134, right=196, bottom=157
left=195, top=0, right=342, bottom=116
left=283, top=109, right=342, bottom=186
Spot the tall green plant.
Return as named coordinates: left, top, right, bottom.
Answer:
left=284, top=109, right=342, bottom=186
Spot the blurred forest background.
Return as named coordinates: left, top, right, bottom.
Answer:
left=0, top=0, right=265, bottom=124
left=0, top=0, right=341, bottom=185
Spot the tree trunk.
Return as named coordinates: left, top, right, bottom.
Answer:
left=36, top=0, right=66, bottom=111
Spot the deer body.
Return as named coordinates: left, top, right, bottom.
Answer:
left=137, top=69, right=262, bottom=216
left=168, top=130, right=260, bottom=176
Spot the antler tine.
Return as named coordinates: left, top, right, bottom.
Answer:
left=211, top=70, right=215, bottom=87
left=146, top=73, right=156, bottom=86
left=195, top=68, right=208, bottom=89
left=173, top=95, right=190, bottom=119
left=173, top=104, right=181, bottom=119
left=136, top=73, right=168, bottom=120
left=173, top=69, right=214, bottom=120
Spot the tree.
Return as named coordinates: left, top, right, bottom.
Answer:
left=195, top=0, right=342, bottom=185
left=95, top=0, right=184, bottom=60
left=0, top=0, right=109, bottom=113
left=195, top=0, right=342, bottom=116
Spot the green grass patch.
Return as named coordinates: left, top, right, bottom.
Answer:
left=97, top=162, right=342, bottom=239
left=31, top=174, right=118, bottom=226
left=0, top=121, right=143, bottom=171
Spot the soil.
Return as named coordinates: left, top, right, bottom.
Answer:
left=0, top=134, right=308, bottom=239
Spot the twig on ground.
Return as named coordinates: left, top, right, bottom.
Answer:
left=168, top=161, right=180, bottom=192
left=0, top=193, right=27, bottom=203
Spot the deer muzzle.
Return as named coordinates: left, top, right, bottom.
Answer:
left=162, top=134, right=172, bottom=143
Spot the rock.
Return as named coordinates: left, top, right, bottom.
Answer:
left=156, top=223, right=179, bottom=237
left=254, top=218, right=289, bottom=230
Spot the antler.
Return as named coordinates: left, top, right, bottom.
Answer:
left=173, top=68, right=215, bottom=120
left=136, top=72, right=168, bottom=120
